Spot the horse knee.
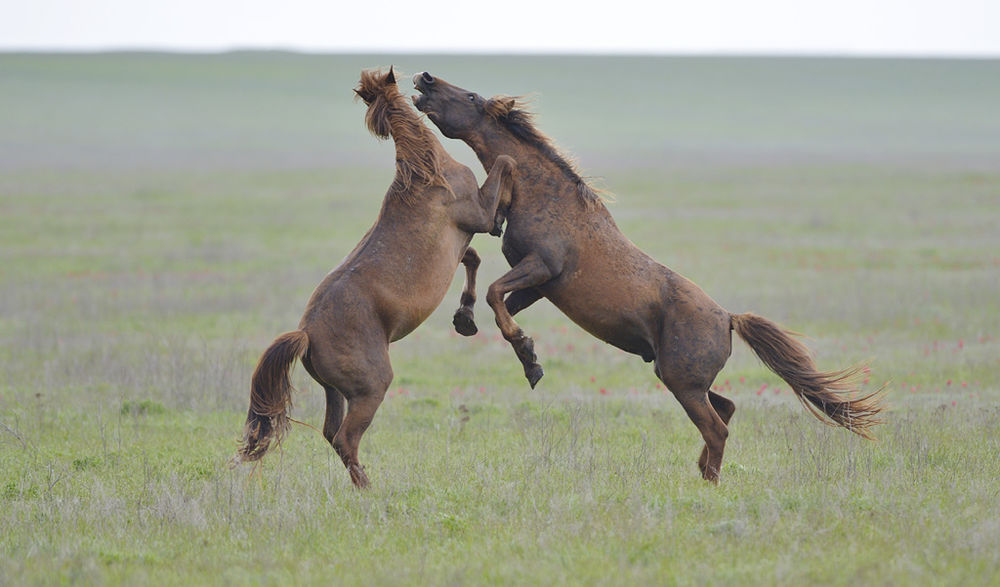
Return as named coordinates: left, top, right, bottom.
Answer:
left=462, top=248, right=481, bottom=269
left=486, top=283, right=504, bottom=309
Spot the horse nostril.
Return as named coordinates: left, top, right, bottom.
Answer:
left=421, top=72, right=434, bottom=84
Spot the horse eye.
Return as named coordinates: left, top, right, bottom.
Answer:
left=467, top=94, right=476, bottom=101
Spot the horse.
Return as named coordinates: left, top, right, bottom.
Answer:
left=236, top=68, right=516, bottom=488
left=411, top=72, right=882, bottom=483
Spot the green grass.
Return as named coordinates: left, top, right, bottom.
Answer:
left=2, top=53, right=1000, bottom=585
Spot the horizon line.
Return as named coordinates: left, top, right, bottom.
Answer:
left=2, top=46, right=999, bottom=60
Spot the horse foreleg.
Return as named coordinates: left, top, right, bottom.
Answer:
left=505, top=288, right=543, bottom=317
left=486, top=253, right=554, bottom=388
left=453, top=247, right=480, bottom=336
left=450, top=156, right=516, bottom=235
left=479, top=155, right=516, bottom=236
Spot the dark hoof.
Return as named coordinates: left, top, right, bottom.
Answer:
left=452, top=308, right=478, bottom=336
left=490, top=211, right=506, bottom=237
left=526, top=364, right=544, bottom=389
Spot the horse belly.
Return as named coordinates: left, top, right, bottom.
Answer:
left=382, top=240, right=469, bottom=341
left=543, top=283, right=659, bottom=361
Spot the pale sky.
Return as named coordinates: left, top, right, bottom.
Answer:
left=2, top=0, right=998, bottom=56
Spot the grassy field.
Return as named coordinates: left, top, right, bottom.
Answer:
left=1, top=53, right=999, bottom=585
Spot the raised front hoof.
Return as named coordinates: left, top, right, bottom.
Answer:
left=525, top=364, right=544, bottom=389
left=348, top=464, right=370, bottom=489
left=452, top=308, right=478, bottom=336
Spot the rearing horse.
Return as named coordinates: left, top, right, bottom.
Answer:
left=237, top=68, right=515, bottom=487
left=413, top=72, right=882, bottom=483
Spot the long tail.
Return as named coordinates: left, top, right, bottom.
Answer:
left=237, top=330, right=310, bottom=462
left=730, top=313, right=883, bottom=439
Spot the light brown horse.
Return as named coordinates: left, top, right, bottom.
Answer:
left=236, top=68, right=515, bottom=487
left=412, top=72, right=882, bottom=483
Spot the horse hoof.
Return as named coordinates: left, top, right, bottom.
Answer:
left=526, top=364, right=544, bottom=389
left=349, top=464, right=370, bottom=488
left=701, top=465, right=720, bottom=485
left=453, top=309, right=478, bottom=336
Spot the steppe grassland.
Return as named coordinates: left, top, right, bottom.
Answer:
left=1, top=54, right=998, bottom=584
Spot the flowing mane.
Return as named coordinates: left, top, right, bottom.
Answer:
left=485, top=96, right=604, bottom=207
left=356, top=68, right=445, bottom=205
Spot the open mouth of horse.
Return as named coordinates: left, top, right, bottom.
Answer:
left=411, top=72, right=433, bottom=111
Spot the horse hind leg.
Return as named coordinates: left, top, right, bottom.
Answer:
left=657, top=340, right=730, bottom=482
left=306, top=335, right=390, bottom=489
left=322, top=385, right=346, bottom=444
left=698, top=391, right=735, bottom=477
left=670, top=387, right=729, bottom=483
left=333, top=391, right=386, bottom=488
left=453, top=247, right=480, bottom=336
left=330, top=353, right=392, bottom=488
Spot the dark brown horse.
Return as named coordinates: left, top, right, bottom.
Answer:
left=236, top=68, right=515, bottom=487
left=412, top=72, right=882, bottom=483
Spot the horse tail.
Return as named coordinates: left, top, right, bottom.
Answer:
left=237, top=330, right=310, bottom=462
left=730, top=313, right=883, bottom=439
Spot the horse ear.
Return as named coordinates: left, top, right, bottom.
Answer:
left=386, top=66, right=396, bottom=85
left=485, top=96, right=516, bottom=119
left=354, top=87, right=374, bottom=105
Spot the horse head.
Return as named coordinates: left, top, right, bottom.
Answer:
left=412, top=72, right=519, bottom=140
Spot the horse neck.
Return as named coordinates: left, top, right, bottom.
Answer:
left=465, top=127, right=517, bottom=170
left=391, top=113, right=435, bottom=159
left=467, top=127, right=586, bottom=206
left=386, top=103, right=442, bottom=192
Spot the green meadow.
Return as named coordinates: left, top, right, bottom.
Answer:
left=1, top=53, right=999, bottom=584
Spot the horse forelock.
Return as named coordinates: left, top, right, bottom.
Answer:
left=485, top=96, right=603, bottom=207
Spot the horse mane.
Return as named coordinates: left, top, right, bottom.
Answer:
left=485, top=96, right=605, bottom=208
left=356, top=68, right=445, bottom=205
